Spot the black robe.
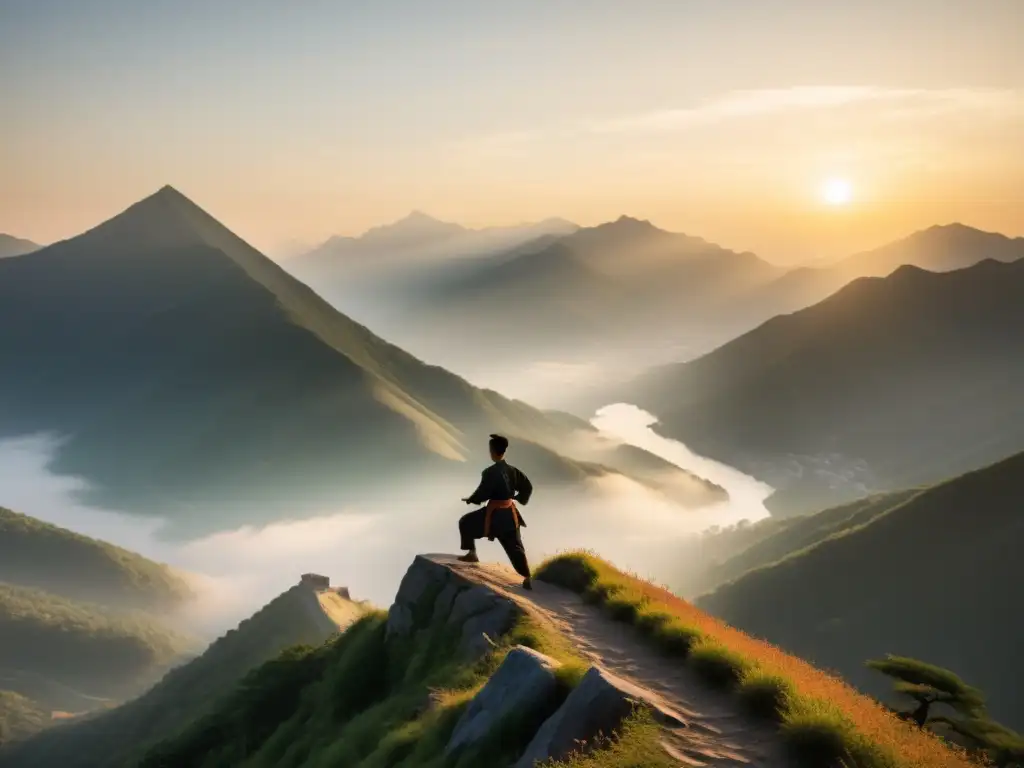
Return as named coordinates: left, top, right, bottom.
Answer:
left=464, top=459, right=533, bottom=537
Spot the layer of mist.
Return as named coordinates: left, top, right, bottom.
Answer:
left=325, top=297, right=718, bottom=411
left=0, top=406, right=773, bottom=642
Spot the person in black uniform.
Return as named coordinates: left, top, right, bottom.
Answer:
left=458, top=434, right=534, bottom=589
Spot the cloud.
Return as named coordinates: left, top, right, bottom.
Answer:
left=178, top=512, right=383, bottom=574
left=461, top=86, right=1024, bottom=155
left=586, top=86, right=1024, bottom=135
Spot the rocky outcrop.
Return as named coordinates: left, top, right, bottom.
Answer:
left=383, top=555, right=691, bottom=766
left=514, top=665, right=688, bottom=767
left=445, top=646, right=562, bottom=756
left=386, top=555, right=523, bottom=658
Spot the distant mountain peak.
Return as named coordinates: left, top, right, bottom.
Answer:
left=836, top=221, right=1024, bottom=278
left=142, top=184, right=195, bottom=209
left=580, top=215, right=665, bottom=240
left=0, top=233, right=41, bottom=258
left=887, top=262, right=931, bottom=279
left=924, top=222, right=983, bottom=234
left=612, top=214, right=658, bottom=229
left=124, top=184, right=211, bottom=222
left=536, top=216, right=579, bottom=230
left=894, top=222, right=1024, bottom=252
left=49, top=185, right=271, bottom=277
left=401, top=209, right=443, bottom=224
left=357, top=210, right=466, bottom=247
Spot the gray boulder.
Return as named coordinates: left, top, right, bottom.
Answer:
left=384, top=554, right=523, bottom=652
left=448, top=585, right=502, bottom=626
left=432, top=582, right=463, bottom=623
left=386, top=555, right=452, bottom=639
left=385, top=603, right=414, bottom=640
left=459, top=600, right=518, bottom=658
left=446, top=646, right=562, bottom=756
left=514, top=666, right=687, bottom=767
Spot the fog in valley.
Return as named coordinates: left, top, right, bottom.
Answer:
left=294, top=271, right=728, bottom=411
left=0, top=400, right=772, bottom=643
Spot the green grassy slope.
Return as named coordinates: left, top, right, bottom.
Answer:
left=0, top=507, right=191, bottom=611
left=0, top=187, right=717, bottom=536
left=630, top=258, right=1024, bottom=513
left=136, top=602, right=585, bottom=767
left=698, top=451, right=1024, bottom=730
left=535, top=553, right=978, bottom=768
left=27, top=553, right=980, bottom=768
left=0, top=583, right=194, bottom=709
left=3, top=584, right=364, bottom=767
left=686, top=488, right=923, bottom=596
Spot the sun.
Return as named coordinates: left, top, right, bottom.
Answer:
left=821, top=177, right=853, bottom=206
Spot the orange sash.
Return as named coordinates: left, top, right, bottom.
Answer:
left=484, top=499, right=519, bottom=540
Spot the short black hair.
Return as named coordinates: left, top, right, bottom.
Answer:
left=489, top=434, right=509, bottom=456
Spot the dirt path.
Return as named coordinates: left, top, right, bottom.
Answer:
left=439, top=555, right=791, bottom=767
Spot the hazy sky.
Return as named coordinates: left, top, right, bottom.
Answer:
left=2, top=0, right=1022, bottom=262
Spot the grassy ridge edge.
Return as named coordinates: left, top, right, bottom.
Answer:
left=536, top=551, right=980, bottom=768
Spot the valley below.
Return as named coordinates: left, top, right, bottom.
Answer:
left=0, top=400, right=774, bottom=641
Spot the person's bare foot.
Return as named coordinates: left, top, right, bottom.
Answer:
left=458, top=551, right=480, bottom=563
left=522, top=577, right=533, bottom=590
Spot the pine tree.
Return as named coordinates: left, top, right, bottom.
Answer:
left=866, top=655, right=985, bottom=727
left=867, top=655, right=1024, bottom=766
left=933, top=717, right=1024, bottom=768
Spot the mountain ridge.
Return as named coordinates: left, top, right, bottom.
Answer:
left=2, top=576, right=365, bottom=764
left=0, top=506, right=193, bottom=611
left=10, top=553, right=978, bottom=768
left=627, top=257, right=1024, bottom=513
left=0, top=186, right=723, bottom=533
left=294, top=210, right=579, bottom=273
left=833, top=222, right=1024, bottom=277
left=697, top=451, right=1024, bottom=730
left=382, top=216, right=786, bottom=383
left=0, top=234, right=40, bottom=259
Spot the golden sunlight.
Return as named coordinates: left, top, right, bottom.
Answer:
left=821, top=177, right=853, bottom=206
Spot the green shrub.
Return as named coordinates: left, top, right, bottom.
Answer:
left=582, top=581, right=622, bottom=606
left=604, top=593, right=645, bottom=623
left=651, top=621, right=705, bottom=658
left=634, top=609, right=673, bottom=636
left=554, top=663, right=589, bottom=693
left=547, top=709, right=678, bottom=767
left=737, top=670, right=794, bottom=721
left=687, top=641, right=751, bottom=689
left=779, top=712, right=852, bottom=766
left=535, top=554, right=599, bottom=593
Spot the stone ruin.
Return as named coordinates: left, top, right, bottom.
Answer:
left=300, top=573, right=331, bottom=590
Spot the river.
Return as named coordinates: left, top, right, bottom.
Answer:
left=591, top=402, right=773, bottom=528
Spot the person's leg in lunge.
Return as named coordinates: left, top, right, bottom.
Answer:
left=458, top=508, right=485, bottom=563
left=497, top=528, right=532, bottom=589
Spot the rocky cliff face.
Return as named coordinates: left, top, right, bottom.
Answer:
left=385, top=554, right=692, bottom=765
left=387, top=554, right=523, bottom=659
